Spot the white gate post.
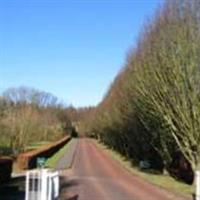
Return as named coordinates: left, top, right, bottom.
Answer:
left=196, top=171, right=200, bottom=200
left=48, top=175, right=52, bottom=200
left=37, top=170, right=42, bottom=200
left=25, top=169, right=59, bottom=200
left=41, top=169, right=48, bottom=200
left=25, top=171, right=30, bottom=200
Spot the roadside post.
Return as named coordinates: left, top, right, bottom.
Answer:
left=196, top=171, right=200, bottom=200
left=37, top=157, right=46, bottom=168
left=25, top=168, right=60, bottom=200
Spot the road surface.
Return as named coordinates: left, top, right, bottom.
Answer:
left=60, top=138, right=189, bottom=200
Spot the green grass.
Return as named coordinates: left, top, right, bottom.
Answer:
left=45, top=139, right=73, bottom=168
left=94, top=140, right=195, bottom=197
left=26, top=141, right=51, bottom=151
left=0, top=146, right=13, bottom=156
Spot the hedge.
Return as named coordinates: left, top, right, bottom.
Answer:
left=17, top=136, right=71, bottom=170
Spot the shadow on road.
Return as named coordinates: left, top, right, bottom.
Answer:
left=66, top=194, right=79, bottom=200
left=60, top=178, right=79, bottom=189
left=0, top=176, right=25, bottom=200
left=59, top=176, right=79, bottom=200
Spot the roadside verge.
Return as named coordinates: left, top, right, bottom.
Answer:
left=46, top=138, right=78, bottom=170
left=93, top=139, right=194, bottom=200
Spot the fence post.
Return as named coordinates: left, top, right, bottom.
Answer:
left=196, top=171, right=200, bottom=200
left=38, top=170, right=42, bottom=200
left=54, top=171, right=59, bottom=198
left=48, top=174, right=52, bottom=200
left=25, top=171, right=30, bottom=200
left=25, top=169, right=59, bottom=200
left=41, top=169, right=48, bottom=200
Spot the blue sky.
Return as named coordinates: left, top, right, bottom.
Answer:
left=0, top=0, right=162, bottom=107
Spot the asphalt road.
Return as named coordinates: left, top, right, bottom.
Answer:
left=59, top=138, right=189, bottom=200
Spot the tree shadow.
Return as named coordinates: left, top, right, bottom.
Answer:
left=59, top=176, right=79, bottom=200
left=67, top=194, right=79, bottom=200
left=61, top=194, right=79, bottom=200
left=0, top=176, right=25, bottom=200
left=59, top=174, right=79, bottom=188
left=60, top=178, right=79, bottom=189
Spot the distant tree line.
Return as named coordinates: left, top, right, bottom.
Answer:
left=80, top=0, right=200, bottom=184
left=0, top=87, right=72, bottom=156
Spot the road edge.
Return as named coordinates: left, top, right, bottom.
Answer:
left=92, top=139, right=193, bottom=200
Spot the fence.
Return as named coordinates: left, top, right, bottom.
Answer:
left=25, top=169, right=59, bottom=200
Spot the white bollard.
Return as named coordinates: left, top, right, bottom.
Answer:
left=37, top=170, right=42, bottom=200
left=48, top=176, right=52, bottom=200
left=51, top=171, right=59, bottom=199
left=41, top=169, right=48, bottom=200
left=196, top=171, right=200, bottom=200
left=25, top=171, right=30, bottom=200
left=25, top=169, right=59, bottom=200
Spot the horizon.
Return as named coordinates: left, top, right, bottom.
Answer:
left=0, top=0, right=162, bottom=107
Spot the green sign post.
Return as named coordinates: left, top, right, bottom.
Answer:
left=37, top=157, right=46, bottom=168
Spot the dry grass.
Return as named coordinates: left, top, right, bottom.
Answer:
left=94, top=140, right=195, bottom=198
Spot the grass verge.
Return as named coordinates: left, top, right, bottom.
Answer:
left=26, top=141, right=51, bottom=151
left=94, top=139, right=194, bottom=197
left=45, top=139, right=73, bottom=168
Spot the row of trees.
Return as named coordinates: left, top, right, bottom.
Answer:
left=0, top=87, right=71, bottom=156
left=81, top=0, right=200, bottom=184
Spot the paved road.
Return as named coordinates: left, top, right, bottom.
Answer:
left=59, top=138, right=189, bottom=200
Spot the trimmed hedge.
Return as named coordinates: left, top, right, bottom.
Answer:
left=0, top=157, right=13, bottom=183
left=17, top=136, right=71, bottom=170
